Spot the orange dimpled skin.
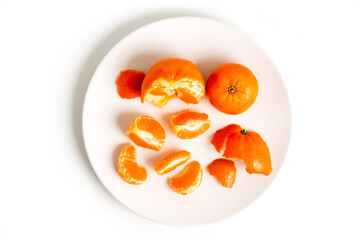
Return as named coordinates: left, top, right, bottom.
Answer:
left=116, top=70, right=145, bottom=99
left=154, top=150, right=191, bottom=175
left=223, top=130, right=272, bottom=176
left=211, top=124, right=242, bottom=153
left=141, top=58, right=205, bottom=108
left=207, top=159, right=236, bottom=188
left=169, top=161, right=203, bottom=195
left=207, top=63, right=258, bottom=115
left=212, top=124, right=272, bottom=176
left=170, top=110, right=211, bottom=139
left=117, top=144, right=147, bottom=185
left=126, top=116, right=166, bottom=151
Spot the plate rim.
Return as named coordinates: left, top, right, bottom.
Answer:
left=81, top=16, right=292, bottom=227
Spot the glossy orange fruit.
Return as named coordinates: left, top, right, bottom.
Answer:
left=169, top=161, right=203, bottom=195
left=154, top=150, right=191, bottom=175
left=141, top=58, right=205, bottom=108
left=170, top=110, right=211, bottom=139
left=207, top=63, right=258, bottom=115
left=117, top=144, right=147, bottom=185
left=207, top=159, right=236, bottom=188
left=126, top=115, right=166, bottom=151
left=211, top=124, right=272, bottom=176
left=211, top=124, right=242, bottom=153
left=116, top=70, right=145, bottom=99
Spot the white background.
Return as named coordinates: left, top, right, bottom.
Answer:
left=1, top=0, right=359, bottom=239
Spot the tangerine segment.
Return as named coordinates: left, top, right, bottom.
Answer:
left=207, top=159, right=236, bottom=188
left=223, top=129, right=272, bottom=176
left=141, top=58, right=205, bottom=108
left=169, top=161, right=203, bottom=195
left=117, top=144, right=147, bottom=185
left=211, top=124, right=242, bottom=153
left=116, top=70, right=145, bottom=99
left=170, top=110, right=211, bottom=139
left=126, top=116, right=166, bottom=151
left=154, top=150, right=191, bottom=175
left=207, top=63, right=258, bottom=115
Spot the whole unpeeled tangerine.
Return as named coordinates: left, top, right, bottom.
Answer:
left=206, top=63, right=258, bottom=115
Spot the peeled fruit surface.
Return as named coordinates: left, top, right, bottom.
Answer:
left=141, top=58, right=205, bottom=108
left=169, top=161, right=203, bottom=195
left=154, top=150, right=191, bottom=175
left=170, top=110, right=210, bottom=139
left=126, top=115, right=166, bottom=151
left=117, top=144, right=147, bottom=185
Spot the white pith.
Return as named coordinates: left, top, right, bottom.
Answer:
left=174, top=119, right=210, bottom=132
left=144, top=78, right=204, bottom=107
left=118, top=153, right=146, bottom=184
left=135, top=129, right=163, bottom=150
left=176, top=79, right=203, bottom=101
left=156, top=156, right=189, bottom=175
left=144, top=93, right=172, bottom=108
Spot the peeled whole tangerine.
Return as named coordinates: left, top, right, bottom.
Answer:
left=141, top=58, right=205, bottom=108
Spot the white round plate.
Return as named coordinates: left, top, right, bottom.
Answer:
left=82, top=17, right=291, bottom=226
